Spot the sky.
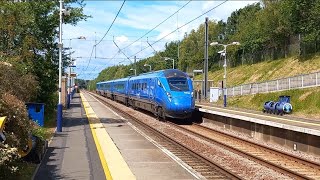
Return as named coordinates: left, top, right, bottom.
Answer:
left=63, top=0, right=259, bottom=80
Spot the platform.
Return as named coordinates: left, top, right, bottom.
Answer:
left=196, top=103, right=320, bottom=136
left=34, top=93, right=201, bottom=180
left=196, top=102, right=320, bottom=156
left=34, top=94, right=105, bottom=180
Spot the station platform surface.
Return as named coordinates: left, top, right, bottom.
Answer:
left=196, top=102, right=320, bottom=136
left=34, top=93, right=200, bottom=180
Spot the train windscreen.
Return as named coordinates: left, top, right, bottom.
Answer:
left=167, top=78, right=189, bottom=91
left=164, top=70, right=190, bottom=91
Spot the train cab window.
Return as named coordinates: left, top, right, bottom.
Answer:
left=167, top=78, right=189, bottom=91
left=157, top=80, right=163, bottom=88
left=163, top=70, right=190, bottom=91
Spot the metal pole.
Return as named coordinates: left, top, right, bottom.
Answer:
left=57, top=0, right=63, bottom=132
left=173, top=59, right=174, bottom=69
left=67, top=39, right=71, bottom=109
left=95, top=32, right=97, bottom=59
left=204, top=17, right=209, bottom=100
left=177, top=13, right=179, bottom=66
left=134, top=56, right=137, bottom=76
left=223, top=45, right=227, bottom=107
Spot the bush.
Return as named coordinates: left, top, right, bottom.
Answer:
left=0, top=93, right=34, bottom=177
left=0, top=64, right=38, bottom=102
left=0, top=63, right=38, bottom=176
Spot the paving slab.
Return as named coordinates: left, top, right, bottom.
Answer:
left=197, top=103, right=320, bottom=136
left=83, top=92, right=201, bottom=180
left=34, top=94, right=104, bottom=180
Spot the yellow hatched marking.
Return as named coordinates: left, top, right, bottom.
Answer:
left=80, top=93, right=136, bottom=180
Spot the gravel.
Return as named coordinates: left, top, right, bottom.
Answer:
left=100, top=96, right=292, bottom=179
left=201, top=121, right=320, bottom=164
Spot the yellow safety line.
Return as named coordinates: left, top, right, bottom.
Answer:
left=0, top=116, right=6, bottom=130
left=80, top=93, right=113, bottom=180
left=199, top=104, right=320, bottom=127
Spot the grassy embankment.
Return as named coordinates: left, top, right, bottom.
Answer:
left=196, top=55, right=320, bottom=119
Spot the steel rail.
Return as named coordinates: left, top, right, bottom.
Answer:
left=87, top=91, right=242, bottom=180
left=167, top=121, right=320, bottom=180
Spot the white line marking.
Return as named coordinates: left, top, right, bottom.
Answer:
left=88, top=93, right=204, bottom=180
left=199, top=104, right=320, bottom=127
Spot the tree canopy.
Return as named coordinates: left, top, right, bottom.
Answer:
left=86, top=1, right=319, bottom=90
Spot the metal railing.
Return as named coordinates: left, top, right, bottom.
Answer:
left=226, top=71, right=320, bottom=96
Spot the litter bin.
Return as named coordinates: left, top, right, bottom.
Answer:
left=26, top=103, right=45, bottom=127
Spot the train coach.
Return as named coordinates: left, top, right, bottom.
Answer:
left=96, top=69, right=195, bottom=120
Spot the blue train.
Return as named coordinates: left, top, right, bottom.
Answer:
left=96, top=69, right=195, bottom=120
left=263, top=96, right=293, bottom=115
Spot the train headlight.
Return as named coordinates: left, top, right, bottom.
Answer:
left=166, top=92, right=172, bottom=98
left=191, top=92, right=194, bottom=98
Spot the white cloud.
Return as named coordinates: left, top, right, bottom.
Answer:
left=115, top=35, right=128, bottom=43
left=65, top=1, right=258, bottom=80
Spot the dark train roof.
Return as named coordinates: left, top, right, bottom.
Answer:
left=97, top=69, right=189, bottom=84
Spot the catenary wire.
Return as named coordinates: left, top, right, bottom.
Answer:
left=129, top=0, right=228, bottom=58
left=79, top=0, right=126, bottom=76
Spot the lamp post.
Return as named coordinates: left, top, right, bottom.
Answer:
left=163, top=57, right=175, bottom=69
left=67, top=36, right=85, bottom=109
left=210, top=41, right=240, bottom=107
left=57, top=0, right=70, bottom=132
left=144, top=64, right=152, bottom=72
left=130, top=68, right=136, bottom=76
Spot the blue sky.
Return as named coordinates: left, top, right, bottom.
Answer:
left=63, top=1, right=258, bottom=80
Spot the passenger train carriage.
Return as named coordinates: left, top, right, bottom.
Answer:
left=96, top=69, right=195, bottom=120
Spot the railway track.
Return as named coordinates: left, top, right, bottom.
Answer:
left=87, top=91, right=242, bottom=180
left=168, top=122, right=320, bottom=180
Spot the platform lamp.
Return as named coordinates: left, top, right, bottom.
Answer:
left=162, top=57, right=175, bottom=69
left=130, top=68, right=136, bottom=76
left=67, top=36, right=86, bottom=109
left=57, top=0, right=71, bottom=132
left=144, top=64, right=152, bottom=72
left=210, top=41, right=240, bottom=107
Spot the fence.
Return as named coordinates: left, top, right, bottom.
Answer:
left=226, top=71, right=320, bottom=96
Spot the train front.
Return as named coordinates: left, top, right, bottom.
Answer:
left=163, top=70, right=195, bottom=119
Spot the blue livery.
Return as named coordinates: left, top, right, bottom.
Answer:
left=96, top=69, right=195, bottom=120
left=263, top=96, right=293, bottom=115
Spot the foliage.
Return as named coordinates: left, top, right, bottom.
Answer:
left=0, top=93, right=33, bottom=175
left=32, top=127, right=50, bottom=141
left=194, top=55, right=320, bottom=87
left=0, top=64, right=38, bottom=102
left=87, top=1, right=319, bottom=92
left=0, top=0, right=89, bottom=108
left=0, top=144, right=20, bottom=178
left=218, top=87, right=320, bottom=119
left=0, top=0, right=89, bottom=177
